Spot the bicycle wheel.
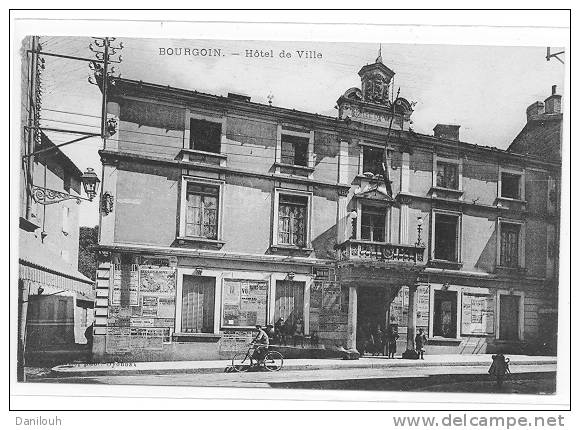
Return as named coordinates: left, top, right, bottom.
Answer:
left=232, top=351, right=251, bottom=372
left=263, top=351, right=283, bottom=371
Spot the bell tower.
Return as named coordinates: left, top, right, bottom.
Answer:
left=336, top=47, right=413, bottom=130
left=358, top=47, right=395, bottom=106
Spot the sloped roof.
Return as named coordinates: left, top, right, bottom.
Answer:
left=507, top=115, right=562, bottom=161
left=19, top=231, right=93, bottom=285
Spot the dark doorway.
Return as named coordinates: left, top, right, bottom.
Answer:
left=357, top=287, right=390, bottom=354
left=499, top=295, right=520, bottom=341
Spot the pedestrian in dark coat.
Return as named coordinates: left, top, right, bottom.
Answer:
left=386, top=324, right=399, bottom=358
left=415, top=328, right=427, bottom=359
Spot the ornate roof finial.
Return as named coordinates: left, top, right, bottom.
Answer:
left=376, top=44, right=383, bottom=63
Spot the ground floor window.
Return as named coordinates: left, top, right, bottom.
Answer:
left=274, top=280, right=305, bottom=330
left=181, top=275, right=215, bottom=333
left=433, top=290, right=457, bottom=338
left=499, top=294, right=520, bottom=341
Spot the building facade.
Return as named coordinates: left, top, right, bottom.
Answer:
left=92, top=55, right=561, bottom=362
left=19, top=37, right=94, bottom=369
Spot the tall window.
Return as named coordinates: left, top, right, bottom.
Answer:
left=360, top=205, right=386, bottom=242
left=185, top=183, right=219, bottom=239
left=434, top=213, right=460, bottom=262
left=280, top=134, right=309, bottom=166
left=362, top=146, right=384, bottom=176
left=181, top=275, right=215, bottom=333
left=189, top=118, right=222, bottom=154
left=501, top=172, right=522, bottom=199
left=500, top=223, right=520, bottom=268
left=436, top=161, right=459, bottom=190
left=278, top=194, right=307, bottom=246
left=274, top=280, right=305, bottom=328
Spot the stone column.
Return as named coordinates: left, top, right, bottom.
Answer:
left=399, top=202, right=409, bottom=244
left=346, top=285, right=358, bottom=351
left=402, top=284, right=419, bottom=359
left=336, top=195, right=349, bottom=244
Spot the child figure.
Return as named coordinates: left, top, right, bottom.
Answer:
left=415, top=328, right=428, bottom=359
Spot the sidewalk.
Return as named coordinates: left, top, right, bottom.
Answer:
left=50, top=354, right=557, bottom=377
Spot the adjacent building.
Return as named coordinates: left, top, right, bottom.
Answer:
left=19, top=37, right=94, bottom=368
left=92, top=54, right=561, bottom=362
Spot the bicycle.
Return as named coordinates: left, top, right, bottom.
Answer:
left=231, top=343, right=284, bottom=372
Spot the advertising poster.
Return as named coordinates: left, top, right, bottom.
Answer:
left=310, top=281, right=323, bottom=309
left=462, top=292, right=495, bottom=335
left=139, top=267, right=176, bottom=294
left=222, top=279, right=268, bottom=327
left=129, top=270, right=140, bottom=306
left=322, top=281, right=341, bottom=312
left=141, top=295, right=159, bottom=317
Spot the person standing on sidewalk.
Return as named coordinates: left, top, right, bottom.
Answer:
left=415, top=328, right=427, bottom=359
left=385, top=324, right=399, bottom=358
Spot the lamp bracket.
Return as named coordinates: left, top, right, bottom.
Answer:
left=31, top=185, right=92, bottom=205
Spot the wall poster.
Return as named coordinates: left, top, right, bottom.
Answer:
left=321, top=281, right=341, bottom=312
left=461, top=292, right=495, bottom=335
left=222, top=279, right=268, bottom=327
left=106, top=264, right=176, bottom=354
left=389, top=285, right=430, bottom=336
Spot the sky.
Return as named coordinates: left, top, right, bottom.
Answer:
left=36, top=36, right=565, bottom=227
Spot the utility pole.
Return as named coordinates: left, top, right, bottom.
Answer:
left=546, top=47, right=565, bottom=64
left=18, top=36, right=121, bottom=381
left=381, top=87, right=401, bottom=197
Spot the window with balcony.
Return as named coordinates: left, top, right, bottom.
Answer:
left=500, top=222, right=521, bottom=268
left=281, top=134, right=309, bottom=167
left=277, top=194, right=308, bottom=247
left=433, top=213, right=460, bottom=262
left=362, top=146, right=384, bottom=177
left=360, top=205, right=386, bottom=242
left=189, top=118, right=222, bottom=154
left=436, top=161, right=459, bottom=190
left=501, top=172, right=522, bottom=200
left=184, top=183, right=219, bottom=240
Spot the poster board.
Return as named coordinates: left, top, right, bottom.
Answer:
left=106, top=265, right=176, bottom=354
left=218, top=330, right=254, bottom=354
left=389, top=285, right=430, bottom=336
left=321, top=281, right=341, bottom=312
left=222, top=279, right=268, bottom=328
left=461, top=292, right=495, bottom=335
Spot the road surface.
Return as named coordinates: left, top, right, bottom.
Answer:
left=27, top=363, right=557, bottom=394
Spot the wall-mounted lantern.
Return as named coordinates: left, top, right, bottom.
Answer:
left=32, top=167, right=101, bottom=205
left=81, top=168, right=101, bottom=201
left=416, top=216, right=424, bottom=247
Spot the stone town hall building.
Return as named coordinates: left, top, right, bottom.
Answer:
left=91, top=54, right=561, bottom=361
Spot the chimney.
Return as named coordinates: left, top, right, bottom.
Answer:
left=227, top=92, right=251, bottom=102
left=544, top=85, right=561, bottom=114
left=433, top=124, right=460, bottom=141
left=526, top=101, right=545, bottom=121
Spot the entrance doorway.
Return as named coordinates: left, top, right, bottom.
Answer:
left=499, top=295, right=520, bottom=341
left=357, top=287, right=391, bottom=353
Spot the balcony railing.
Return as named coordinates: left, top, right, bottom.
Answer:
left=336, top=239, right=426, bottom=263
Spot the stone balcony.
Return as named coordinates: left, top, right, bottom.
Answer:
left=336, top=239, right=426, bottom=264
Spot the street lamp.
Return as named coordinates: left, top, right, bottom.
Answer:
left=81, top=167, right=101, bottom=201
left=416, top=216, right=424, bottom=247
left=32, top=167, right=101, bottom=205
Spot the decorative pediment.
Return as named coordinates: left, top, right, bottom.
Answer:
left=342, top=87, right=363, bottom=101
left=354, top=183, right=394, bottom=203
